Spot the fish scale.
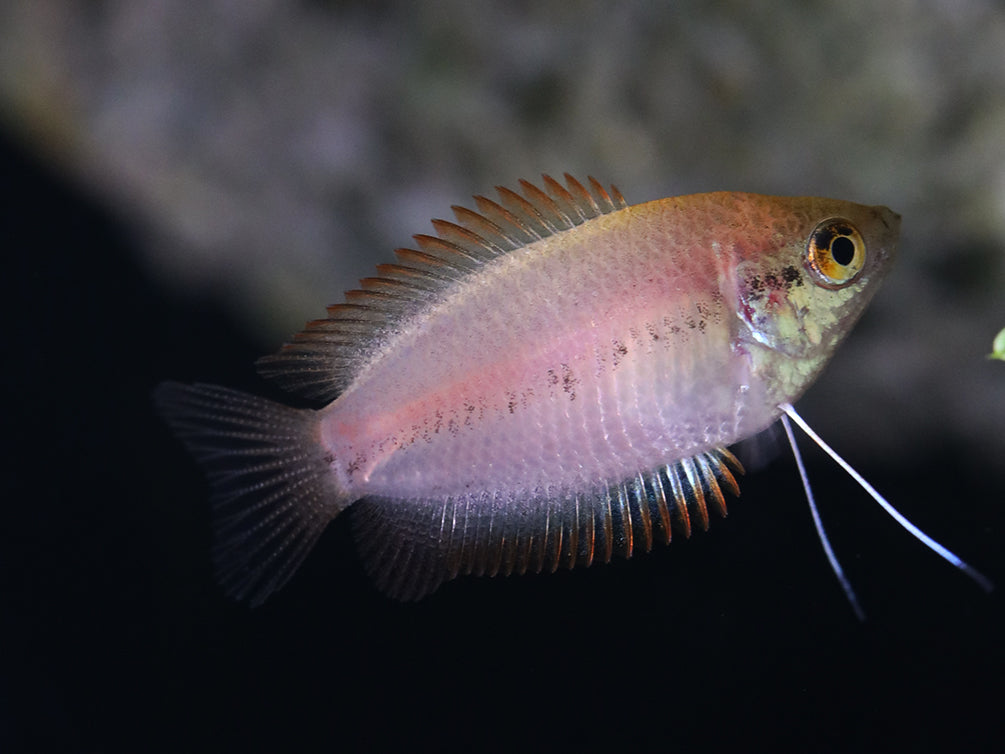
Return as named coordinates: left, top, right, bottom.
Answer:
left=156, top=174, right=900, bottom=605
left=328, top=218, right=744, bottom=500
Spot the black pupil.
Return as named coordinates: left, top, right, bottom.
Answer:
left=830, top=235, right=856, bottom=266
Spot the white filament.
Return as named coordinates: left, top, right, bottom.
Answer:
left=781, top=413, right=866, bottom=621
left=779, top=402, right=994, bottom=618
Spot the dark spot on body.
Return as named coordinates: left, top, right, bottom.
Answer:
left=744, top=266, right=802, bottom=306
left=346, top=454, right=366, bottom=480
left=611, top=339, right=628, bottom=367
left=781, top=265, right=802, bottom=286
left=560, top=363, right=578, bottom=401
left=695, top=300, right=722, bottom=325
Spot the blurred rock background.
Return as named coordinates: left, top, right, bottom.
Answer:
left=2, top=0, right=1003, bottom=464
left=2, top=3, right=1003, bottom=751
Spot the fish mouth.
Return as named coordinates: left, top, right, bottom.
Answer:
left=868, top=205, right=900, bottom=275
left=878, top=206, right=901, bottom=232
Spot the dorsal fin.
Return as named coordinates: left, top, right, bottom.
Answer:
left=256, top=174, right=628, bottom=402
left=351, top=448, right=743, bottom=601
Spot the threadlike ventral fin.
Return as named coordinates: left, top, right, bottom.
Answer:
left=256, top=174, right=628, bottom=403
left=351, top=448, right=744, bottom=601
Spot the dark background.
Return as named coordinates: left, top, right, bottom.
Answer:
left=4, top=122, right=1003, bottom=753
left=3, top=2, right=1005, bottom=751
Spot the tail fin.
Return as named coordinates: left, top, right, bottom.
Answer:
left=153, top=382, right=353, bottom=606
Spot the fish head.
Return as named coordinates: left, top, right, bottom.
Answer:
left=729, top=195, right=900, bottom=407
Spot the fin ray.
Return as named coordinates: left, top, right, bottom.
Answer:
left=154, top=382, right=352, bottom=606
left=352, top=449, right=744, bottom=601
left=256, top=175, right=627, bottom=402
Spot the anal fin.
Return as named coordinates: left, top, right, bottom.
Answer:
left=351, top=449, right=744, bottom=601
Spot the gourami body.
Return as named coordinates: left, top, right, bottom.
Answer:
left=156, top=175, right=902, bottom=605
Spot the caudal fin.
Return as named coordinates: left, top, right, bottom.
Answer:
left=153, top=382, right=353, bottom=606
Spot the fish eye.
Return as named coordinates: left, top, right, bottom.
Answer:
left=805, top=218, right=866, bottom=288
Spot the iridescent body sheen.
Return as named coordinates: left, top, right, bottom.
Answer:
left=156, top=175, right=899, bottom=604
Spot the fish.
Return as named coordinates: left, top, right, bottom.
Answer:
left=155, top=173, right=969, bottom=609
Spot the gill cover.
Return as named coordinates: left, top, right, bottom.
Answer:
left=736, top=216, right=872, bottom=358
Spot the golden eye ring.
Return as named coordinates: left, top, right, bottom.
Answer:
left=805, top=218, right=866, bottom=289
